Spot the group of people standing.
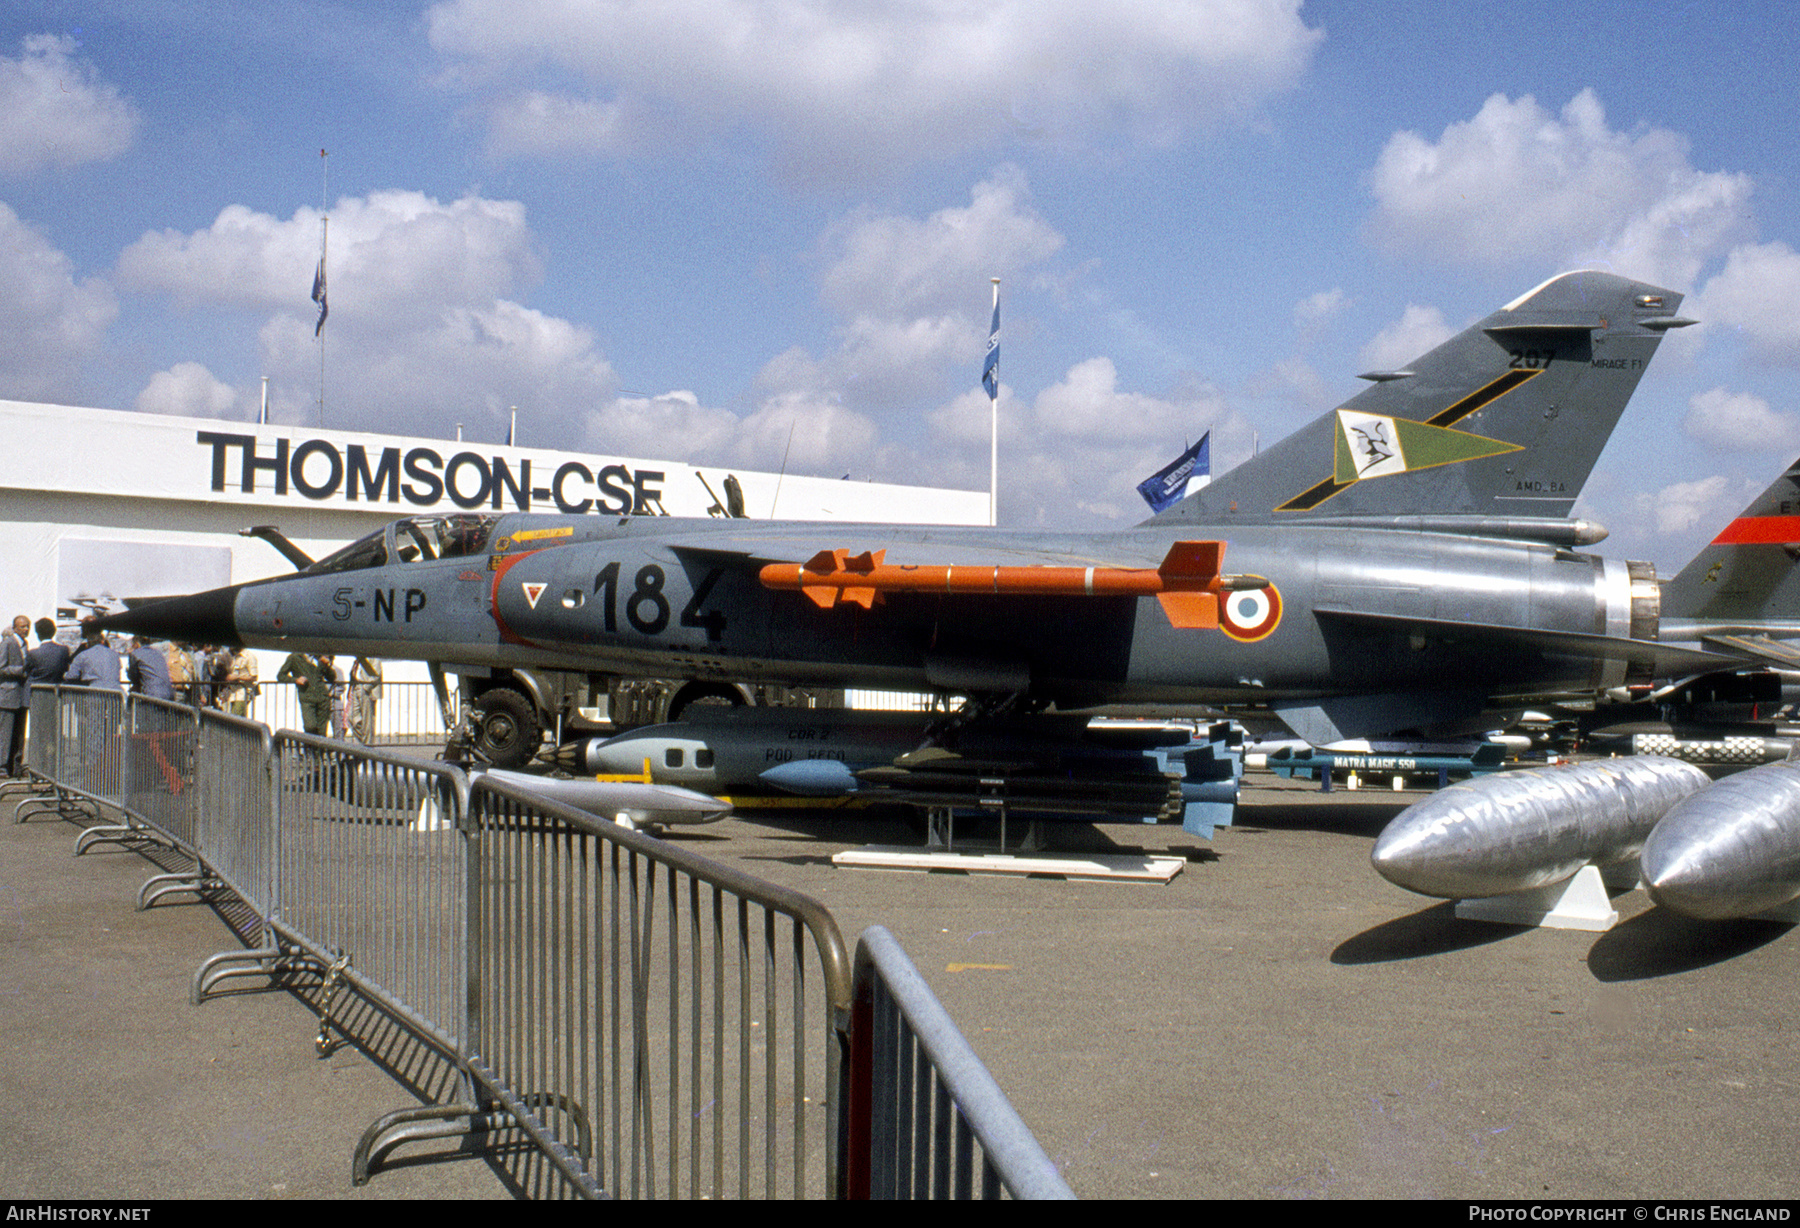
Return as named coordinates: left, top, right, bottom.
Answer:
left=1, top=614, right=74, bottom=777
left=277, top=652, right=383, bottom=740
left=0, top=613, right=387, bottom=778
left=156, top=641, right=260, bottom=713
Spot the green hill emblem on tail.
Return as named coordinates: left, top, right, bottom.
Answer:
left=1278, top=411, right=1524, bottom=512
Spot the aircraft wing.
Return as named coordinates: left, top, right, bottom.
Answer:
left=666, top=534, right=1159, bottom=571
left=1696, top=633, right=1800, bottom=670
left=1312, top=607, right=1741, bottom=676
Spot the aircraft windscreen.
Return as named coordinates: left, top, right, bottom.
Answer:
left=303, top=529, right=387, bottom=574
left=394, top=515, right=499, bottom=563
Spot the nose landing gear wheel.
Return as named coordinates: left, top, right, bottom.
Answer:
left=472, top=688, right=540, bottom=769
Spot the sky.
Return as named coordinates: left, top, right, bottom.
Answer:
left=2, top=0, right=1799, bottom=574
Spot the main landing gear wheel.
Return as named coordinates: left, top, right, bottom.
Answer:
left=472, top=687, right=541, bottom=769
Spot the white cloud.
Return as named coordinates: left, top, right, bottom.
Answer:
left=116, top=189, right=609, bottom=442
left=584, top=390, right=744, bottom=463
left=1031, top=356, right=1183, bottom=440
left=1367, top=89, right=1751, bottom=288
left=0, top=201, right=116, bottom=401
left=135, top=361, right=241, bottom=419
left=1294, top=288, right=1347, bottom=331
left=1358, top=304, right=1451, bottom=373
left=1682, top=386, right=1800, bottom=453
left=117, top=191, right=540, bottom=325
left=572, top=170, right=1065, bottom=475
left=1579, top=468, right=1762, bottom=571
left=743, top=170, right=1067, bottom=424
left=0, top=34, right=139, bottom=176
left=1695, top=241, right=1800, bottom=365
left=920, top=360, right=1243, bottom=527
left=1632, top=474, right=1749, bottom=536
left=820, top=170, right=1063, bottom=318
left=481, top=91, right=634, bottom=159
left=428, top=0, right=1322, bottom=173
left=581, top=386, right=881, bottom=476
left=264, top=299, right=616, bottom=440
left=738, top=395, right=882, bottom=473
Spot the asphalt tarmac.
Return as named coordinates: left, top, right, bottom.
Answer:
left=5, top=774, right=1797, bottom=1200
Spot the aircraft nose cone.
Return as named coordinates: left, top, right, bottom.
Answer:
left=96, top=583, right=245, bottom=646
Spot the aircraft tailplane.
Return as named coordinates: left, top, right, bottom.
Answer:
left=1148, top=270, right=1690, bottom=526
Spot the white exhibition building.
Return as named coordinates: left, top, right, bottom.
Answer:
left=0, top=397, right=985, bottom=725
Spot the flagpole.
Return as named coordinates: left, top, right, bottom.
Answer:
left=317, top=149, right=328, bottom=428
left=988, top=277, right=1000, bottom=527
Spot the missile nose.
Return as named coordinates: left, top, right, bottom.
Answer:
left=1370, top=810, right=1472, bottom=898
left=1640, top=761, right=1800, bottom=920
left=95, top=583, right=245, bottom=647
left=1639, top=834, right=1716, bottom=918
left=760, top=759, right=859, bottom=796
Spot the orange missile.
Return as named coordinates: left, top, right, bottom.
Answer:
left=757, top=540, right=1268, bottom=629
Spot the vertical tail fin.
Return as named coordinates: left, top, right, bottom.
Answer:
left=1148, top=270, right=1690, bottom=525
left=1662, top=457, right=1800, bottom=627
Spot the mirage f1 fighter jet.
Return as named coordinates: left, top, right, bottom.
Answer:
left=107, top=270, right=1766, bottom=747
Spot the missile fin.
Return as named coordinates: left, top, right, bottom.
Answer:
left=1157, top=591, right=1219, bottom=630
left=1157, top=540, right=1225, bottom=587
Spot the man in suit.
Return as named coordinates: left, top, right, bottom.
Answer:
left=24, top=619, right=69, bottom=688
left=65, top=618, right=121, bottom=691
left=0, top=615, right=28, bottom=777
left=18, top=618, right=71, bottom=772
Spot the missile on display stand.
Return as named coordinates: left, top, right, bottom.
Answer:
left=1372, top=756, right=1712, bottom=899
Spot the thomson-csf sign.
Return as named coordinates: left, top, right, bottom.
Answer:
left=0, top=398, right=986, bottom=526
left=196, top=430, right=668, bottom=515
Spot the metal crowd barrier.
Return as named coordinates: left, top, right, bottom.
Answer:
left=442, top=774, right=852, bottom=1198
left=848, top=927, right=1074, bottom=1200
left=120, top=696, right=211, bottom=907
left=264, top=732, right=469, bottom=1058
left=190, top=710, right=275, bottom=924
left=15, top=686, right=129, bottom=839
left=249, top=680, right=448, bottom=746
left=13, top=684, right=62, bottom=800
left=17, top=686, right=1072, bottom=1199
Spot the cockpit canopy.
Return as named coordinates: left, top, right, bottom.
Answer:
left=302, top=514, right=501, bottom=575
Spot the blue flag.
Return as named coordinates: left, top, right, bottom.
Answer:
left=1136, top=432, right=1210, bottom=514
left=981, top=297, right=1000, bottom=398
left=311, top=257, right=328, bottom=336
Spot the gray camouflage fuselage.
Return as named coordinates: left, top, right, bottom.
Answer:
left=111, top=270, right=1779, bottom=742
left=201, top=515, right=1653, bottom=714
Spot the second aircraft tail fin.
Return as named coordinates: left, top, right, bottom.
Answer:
left=1662, top=458, right=1800, bottom=637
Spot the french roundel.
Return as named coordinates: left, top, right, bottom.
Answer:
left=1219, top=584, right=1282, bottom=642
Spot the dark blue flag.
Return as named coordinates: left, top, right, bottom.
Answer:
left=311, top=257, right=328, bottom=336
left=1136, top=432, right=1210, bottom=514
left=981, top=297, right=999, bottom=398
